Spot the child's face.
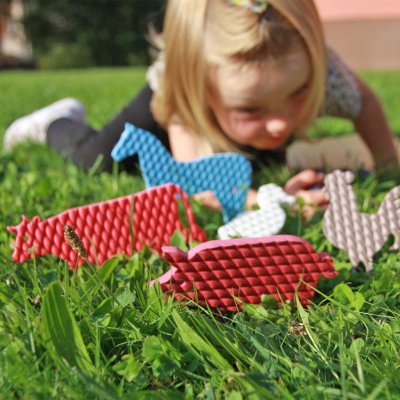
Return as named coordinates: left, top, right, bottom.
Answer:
left=210, top=47, right=311, bottom=150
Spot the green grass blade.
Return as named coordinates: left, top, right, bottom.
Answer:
left=42, top=282, right=96, bottom=376
left=171, top=309, right=232, bottom=371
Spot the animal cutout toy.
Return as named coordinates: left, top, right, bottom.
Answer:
left=218, top=183, right=296, bottom=239
left=8, top=184, right=206, bottom=268
left=153, top=235, right=337, bottom=311
left=323, top=170, right=400, bottom=272
left=111, top=123, right=252, bottom=222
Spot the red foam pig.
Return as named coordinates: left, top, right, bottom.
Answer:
left=154, top=235, right=337, bottom=311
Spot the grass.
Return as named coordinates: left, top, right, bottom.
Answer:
left=1, top=67, right=400, bottom=399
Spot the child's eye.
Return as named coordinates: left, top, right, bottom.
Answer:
left=234, top=107, right=261, bottom=115
left=291, top=83, right=308, bottom=97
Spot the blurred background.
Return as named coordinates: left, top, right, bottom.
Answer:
left=316, top=0, right=400, bottom=70
left=0, top=0, right=399, bottom=70
left=0, top=0, right=163, bottom=69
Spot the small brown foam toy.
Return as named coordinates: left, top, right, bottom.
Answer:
left=323, top=170, right=400, bottom=272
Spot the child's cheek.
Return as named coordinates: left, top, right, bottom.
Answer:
left=229, top=115, right=264, bottom=139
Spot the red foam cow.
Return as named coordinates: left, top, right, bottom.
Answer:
left=154, top=235, right=337, bottom=311
left=8, top=184, right=206, bottom=268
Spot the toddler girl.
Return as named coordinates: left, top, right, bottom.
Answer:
left=4, top=0, right=398, bottom=209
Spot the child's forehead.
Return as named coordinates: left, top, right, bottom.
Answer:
left=211, top=49, right=310, bottom=106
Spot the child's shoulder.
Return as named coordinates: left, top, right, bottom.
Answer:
left=320, top=47, right=362, bottom=119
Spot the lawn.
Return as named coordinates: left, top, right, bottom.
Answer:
left=1, top=67, right=400, bottom=399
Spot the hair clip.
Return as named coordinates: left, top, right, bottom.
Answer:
left=229, top=0, right=268, bottom=14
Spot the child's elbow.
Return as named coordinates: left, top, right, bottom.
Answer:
left=355, top=79, right=381, bottom=119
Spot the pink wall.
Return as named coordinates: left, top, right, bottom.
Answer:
left=314, top=0, right=400, bottom=70
left=315, top=0, right=400, bottom=21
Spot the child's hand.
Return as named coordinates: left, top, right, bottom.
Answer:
left=193, top=191, right=221, bottom=210
left=284, top=169, right=328, bottom=207
left=246, top=189, right=258, bottom=209
left=194, top=189, right=261, bottom=211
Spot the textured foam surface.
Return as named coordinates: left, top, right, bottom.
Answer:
left=218, top=183, right=296, bottom=239
left=111, top=123, right=252, bottom=222
left=8, top=184, right=206, bottom=268
left=154, top=235, right=337, bottom=311
left=323, top=169, right=400, bottom=271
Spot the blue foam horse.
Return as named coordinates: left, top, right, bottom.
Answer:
left=111, top=123, right=252, bottom=222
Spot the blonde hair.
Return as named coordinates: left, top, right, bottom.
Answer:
left=151, top=0, right=326, bottom=153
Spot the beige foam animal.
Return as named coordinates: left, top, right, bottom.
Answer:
left=323, top=170, right=400, bottom=272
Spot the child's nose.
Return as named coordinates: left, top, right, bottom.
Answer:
left=265, top=118, right=289, bottom=138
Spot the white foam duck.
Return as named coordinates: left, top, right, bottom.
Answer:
left=218, top=183, right=296, bottom=239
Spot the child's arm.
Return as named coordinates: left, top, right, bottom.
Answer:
left=168, top=122, right=260, bottom=211
left=168, top=121, right=201, bottom=161
left=168, top=121, right=222, bottom=209
left=353, top=77, right=399, bottom=169
left=322, top=48, right=398, bottom=171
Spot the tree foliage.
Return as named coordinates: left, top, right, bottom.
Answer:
left=22, top=0, right=164, bottom=67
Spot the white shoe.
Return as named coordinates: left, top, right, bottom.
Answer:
left=3, top=98, right=86, bottom=150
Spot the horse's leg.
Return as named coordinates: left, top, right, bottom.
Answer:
left=389, top=231, right=400, bottom=250
left=348, top=250, right=362, bottom=272
left=220, top=203, right=231, bottom=223
left=363, top=258, right=373, bottom=273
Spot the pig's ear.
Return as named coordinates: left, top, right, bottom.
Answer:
left=161, top=246, right=188, bottom=265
